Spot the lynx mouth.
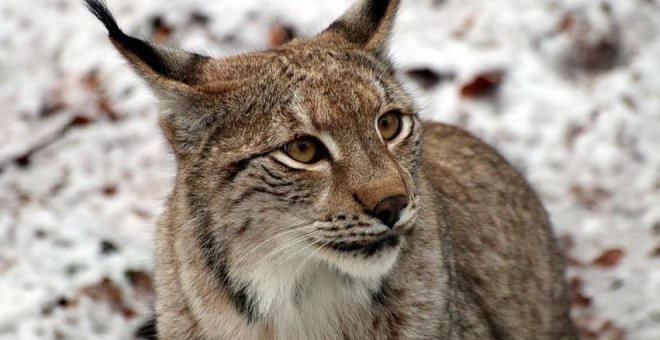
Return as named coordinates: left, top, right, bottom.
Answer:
left=325, top=233, right=401, bottom=256
left=313, top=232, right=402, bottom=279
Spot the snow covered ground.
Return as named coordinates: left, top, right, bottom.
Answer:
left=0, top=0, right=658, bottom=339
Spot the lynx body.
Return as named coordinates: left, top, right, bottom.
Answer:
left=85, top=0, right=577, bottom=339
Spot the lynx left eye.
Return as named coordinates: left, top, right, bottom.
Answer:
left=377, top=110, right=403, bottom=141
left=283, top=137, right=328, bottom=164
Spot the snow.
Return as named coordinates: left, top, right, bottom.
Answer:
left=0, top=0, right=659, bottom=339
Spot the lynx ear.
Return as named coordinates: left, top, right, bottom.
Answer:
left=85, top=0, right=242, bottom=154
left=320, top=0, right=400, bottom=54
left=84, top=0, right=222, bottom=94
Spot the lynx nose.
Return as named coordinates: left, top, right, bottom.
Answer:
left=371, top=195, right=409, bottom=228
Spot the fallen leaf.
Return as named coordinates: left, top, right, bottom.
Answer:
left=459, top=70, right=504, bottom=98
left=592, top=248, right=624, bottom=268
left=269, top=24, right=296, bottom=48
left=126, top=270, right=154, bottom=294
left=151, top=16, right=172, bottom=43
left=102, top=184, right=118, bottom=197
left=81, top=277, right=124, bottom=312
left=570, top=277, right=592, bottom=307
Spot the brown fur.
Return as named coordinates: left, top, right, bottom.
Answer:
left=85, top=0, right=578, bottom=339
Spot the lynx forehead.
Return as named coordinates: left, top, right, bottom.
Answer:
left=86, top=0, right=577, bottom=339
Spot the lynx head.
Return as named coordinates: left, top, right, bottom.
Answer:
left=86, top=0, right=420, bottom=280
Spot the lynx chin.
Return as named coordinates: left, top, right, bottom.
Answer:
left=85, top=0, right=577, bottom=339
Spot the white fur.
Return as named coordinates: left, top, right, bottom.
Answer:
left=271, top=151, right=330, bottom=171
left=394, top=199, right=417, bottom=229
left=316, top=243, right=401, bottom=280
left=290, top=90, right=315, bottom=130
left=317, top=132, right=342, bottom=161
left=236, top=232, right=381, bottom=340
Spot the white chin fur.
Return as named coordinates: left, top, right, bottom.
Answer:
left=318, top=245, right=401, bottom=280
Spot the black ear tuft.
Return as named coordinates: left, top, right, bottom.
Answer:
left=83, top=0, right=246, bottom=156
left=83, top=0, right=174, bottom=78
left=328, top=0, right=389, bottom=44
left=367, top=0, right=390, bottom=26
left=83, top=0, right=121, bottom=37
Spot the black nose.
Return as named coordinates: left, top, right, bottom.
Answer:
left=371, top=195, right=409, bottom=228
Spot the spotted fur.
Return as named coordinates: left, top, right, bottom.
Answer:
left=85, top=0, right=577, bottom=339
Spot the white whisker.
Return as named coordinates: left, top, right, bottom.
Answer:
left=293, top=239, right=332, bottom=279
left=233, top=221, right=318, bottom=265
left=276, top=238, right=319, bottom=270
left=251, top=231, right=318, bottom=268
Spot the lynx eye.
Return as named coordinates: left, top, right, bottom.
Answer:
left=283, top=137, right=327, bottom=164
left=377, top=110, right=403, bottom=141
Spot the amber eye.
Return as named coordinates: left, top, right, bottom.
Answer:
left=283, top=137, right=327, bottom=164
left=377, top=110, right=403, bottom=141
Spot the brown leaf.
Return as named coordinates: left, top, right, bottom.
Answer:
left=102, top=184, right=118, bottom=197
left=81, top=277, right=124, bottom=311
left=559, top=14, right=575, bottom=32
left=71, top=115, right=94, bottom=127
left=600, top=320, right=626, bottom=340
left=98, top=97, right=120, bottom=121
left=122, top=307, right=137, bottom=319
left=576, top=316, right=627, bottom=340
left=592, top=248, right=624, bottom=268
left=570, top=277, right=592, bottom=307
left=459, top=70, right=504, bottom=98
left=82, top=69, right=101, bottom=91
left=269, top=24, right=296, bottom=48
left=126, top=270, right=154, bottom=294
left=151, top=16, right=172, bottom=43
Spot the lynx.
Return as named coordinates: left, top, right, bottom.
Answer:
left=85, top=0, right=577, bottom=339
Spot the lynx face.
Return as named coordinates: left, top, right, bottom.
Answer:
left=198, top=46, right=423, bottom=280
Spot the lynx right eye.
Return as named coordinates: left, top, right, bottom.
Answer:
left=377, top=110, right=403, bottom=141
left=283, top=137, right=327, bottom=164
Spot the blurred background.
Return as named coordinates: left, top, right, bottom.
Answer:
left=0, top=0, right=659, bottom=339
